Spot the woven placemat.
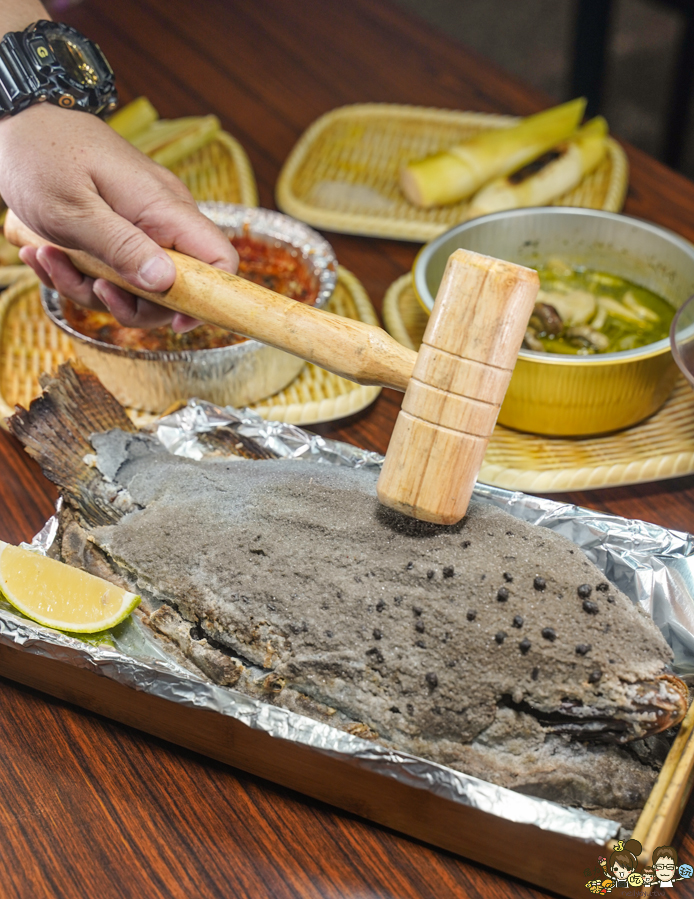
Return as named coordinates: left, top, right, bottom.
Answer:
left=382, top=273, right=694, bottom=493
left=170, top=131, right=258, bottom=206
left=0, top=267, right=381, bottom=429
left=276, top=103, right=628, bottom=242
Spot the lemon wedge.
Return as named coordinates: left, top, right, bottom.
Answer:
left=0, top=540, right=140, bottom=633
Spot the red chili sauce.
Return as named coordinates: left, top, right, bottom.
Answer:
left=62, top=233, right=320, bottom=352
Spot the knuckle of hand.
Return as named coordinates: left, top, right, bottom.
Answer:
left=159, top=168, right=193, bottom=200
left=104, top=228, right=149, bottom=275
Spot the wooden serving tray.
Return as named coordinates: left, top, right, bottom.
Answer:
left=0, top=612, right=691, bottom=899
left=276, top=104, right=629, bottom=242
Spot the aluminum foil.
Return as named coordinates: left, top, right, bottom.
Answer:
left=6, top=401, right=694, bottom=847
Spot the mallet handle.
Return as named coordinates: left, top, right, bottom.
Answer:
left=5, top=211, right=417, bottom=391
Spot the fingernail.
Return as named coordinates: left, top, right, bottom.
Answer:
left=36, top=249, right=52, bottom=277
left=92, top=281, right=110, bottom=309
left=138, top=254, right=176, bottom=290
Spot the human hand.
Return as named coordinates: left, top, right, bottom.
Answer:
left=0, top=102, right=238, bottom=330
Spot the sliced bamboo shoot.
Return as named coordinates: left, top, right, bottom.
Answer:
left=108, top=97, right=221, bottom=170
left=597, top=296, right=645, bottom=324
left=108, top=96, right=159, bottom=141
left=466, top=116, right=608, bottom=217
left=149, top=117, right=221, bottom=167
left=399, top=98, right=586, bottom=208
left=129, top=116, right=220, bottom=156
left=622, top=291, right=660, bottom=322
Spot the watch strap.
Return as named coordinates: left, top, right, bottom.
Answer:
left=0, top=30, right=44, bottom=114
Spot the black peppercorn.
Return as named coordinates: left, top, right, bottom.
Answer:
left=541, top=627, right=556, bottom=641
left=373, top=628, right=382, bottom=640
left=503, top=572, right=513, bottom=583
left=415, top=621, right=425, bottom=634
left=533, top=576, right=546, bottom=591
left=497, top=586, right=509, bottom=602
left=577, top=583, right=592, bottom=599
left=575, top=643, right=592, bottom=655
left=406, top=562, right=414, bottom=570
left=607, top=595, right=615, bottom=604
left=427, top=570, right=435, bottom=580
left=596, top=583, right=609, bottom=593
left=466, top=609, right=477, bottom=621
left=376, top=599, right=385, bottom=612
left=531, top=667, right=539, bottom=681
left=495, top=631, right=507, bottom=644
left=443, top=566, right=454, bottom=578
left=425, top=672, right=438, bottom=688
left=512, top=615, right=523, bottom=628
left=519, top=638, right=532, bottom=654
left=582, top=600, right=599, bottom=615
left=588, top=668, right=602, bottom=684
left=415, top=640, right=425, bottom=648
left=413, top=605, right=423, bottom=617
left=461, top=540, right=471, bottom=548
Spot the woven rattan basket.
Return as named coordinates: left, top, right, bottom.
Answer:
left=170, top=131, right=258, bottom=206
left=382, top=273, right=694, bottom=493
left=277, top=104, right=628, bottom=242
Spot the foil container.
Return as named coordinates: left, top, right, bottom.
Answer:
left=41, top=204, right=338, bottom=413
left=5, top=402, right=694, bottom=847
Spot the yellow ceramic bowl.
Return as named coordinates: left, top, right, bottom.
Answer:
left=413, top=208, right=694, bottom=436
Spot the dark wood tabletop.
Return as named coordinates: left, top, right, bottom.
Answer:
left=2, top=0, right=694, bottom=896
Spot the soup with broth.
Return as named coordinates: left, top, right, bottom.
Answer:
left=523, top=259, right=674, bottom=355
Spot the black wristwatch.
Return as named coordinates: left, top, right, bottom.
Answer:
left=0, top=20, right=117, bottom=118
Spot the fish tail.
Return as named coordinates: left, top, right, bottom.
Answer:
left=7, top=361, right=136, bottom=519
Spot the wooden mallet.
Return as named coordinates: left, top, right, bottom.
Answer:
left=5, top=210, right=539, bottom=525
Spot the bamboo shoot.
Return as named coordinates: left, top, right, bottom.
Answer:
left=400, top=98, right=586, bottom=208
left=466, top=116, right=608, bottom=218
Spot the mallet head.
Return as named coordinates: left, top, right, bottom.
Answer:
left=377, top=248, right=539, bottom=525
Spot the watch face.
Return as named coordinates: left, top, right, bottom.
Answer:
left=43, top=25, right=106, bottom=87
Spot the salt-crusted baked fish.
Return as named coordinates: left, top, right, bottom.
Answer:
left=9, top=363, right=688, bottom=824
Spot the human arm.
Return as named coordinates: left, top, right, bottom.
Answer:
left=0, top=1, right=238, bottom=330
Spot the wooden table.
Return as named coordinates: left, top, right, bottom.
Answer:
left=1, top=0, right=694, bottom=896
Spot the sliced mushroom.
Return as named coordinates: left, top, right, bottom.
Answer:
left=523, top=328, right=546, bottom=352
left=530, top=302, right=563, bottom=336
left=537, top=288, right=596, bottom=326
left=565, top=325, right=610, bottom=352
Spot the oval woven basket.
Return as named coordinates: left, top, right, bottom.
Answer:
left=277, top=103, right=628, bottom=241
